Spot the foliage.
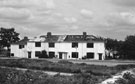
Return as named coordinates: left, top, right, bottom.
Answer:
left=104, top=35, right=135, bottom=59
left=120, top=35, right=135, bottom=59
left=0, top=67, right=108, bottom=84
left=105, top=38, right=121, bottom=51
left=0, top=59, right=135, bottom=84
left=0, top=59, right=135, bottom=76
left=115, top=72, right=135, bottom=84
left=39, top=50, right=48, bottom=58
left=0, top=27, right=20, bottom=49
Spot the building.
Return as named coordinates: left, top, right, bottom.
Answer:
left=10, top=32, right=105, bottom=60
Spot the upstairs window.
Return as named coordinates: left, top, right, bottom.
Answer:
left=35, top=42, right=41, bottom=47
left=49, top=42, right=55, bottom=48
left=72, top=52, right=78, bottom=58
left=72, top=42, right=78, bottom=48
left=87, top=43, right=94, bottom=48
left=19, top=45, right=24, bottom=49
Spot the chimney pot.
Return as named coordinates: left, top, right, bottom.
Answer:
left=24, top=36, right=28, bottom=40
left=47, top=32, right=52, bottom=38
left=83, top=32, right=87, bottom=40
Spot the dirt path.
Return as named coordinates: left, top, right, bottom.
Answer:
left=0, top=66, right=73, bottom=76
left=100, top=68, right=135, bottom=84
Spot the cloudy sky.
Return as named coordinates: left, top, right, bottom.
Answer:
left=0, top=0, right=135, bottom=40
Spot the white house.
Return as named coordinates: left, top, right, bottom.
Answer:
left=10, top=32, right=105, bottom=60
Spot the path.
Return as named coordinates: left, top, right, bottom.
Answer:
left=0, top=66, right=73, bottom=76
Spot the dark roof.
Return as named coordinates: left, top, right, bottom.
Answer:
left=42, top=35, right=104, bottom=42
left=64, top=35, right=99, bottom=42
left=12, top=38, right=29, bottom=45
left=45, top=35, right=59, bottom=42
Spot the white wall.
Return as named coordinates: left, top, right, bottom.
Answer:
left=27, top=42, right=48, bottom=58
left=47, top=42, right=105, bottom=60
left=11, top=41, right=105, bottom=60
left=10, top=45, right=27, bottom=58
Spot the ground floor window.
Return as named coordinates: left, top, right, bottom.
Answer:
left=11, top=53, right=14, bottom=56
left=49, top=52, right=55, bottom=58
left=72, top=52, right=78, bottom=58
left=35, top=51, right=41, bottom=57
left=87, top=52, right=94, bottom=59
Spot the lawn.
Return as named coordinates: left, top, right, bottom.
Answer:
left=0, top=58, right=135, bottom=84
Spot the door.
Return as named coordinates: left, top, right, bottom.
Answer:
left=59, top=53, right=62, bottom=59
left=99, top=53, right=102, bottom=60
left=63, top=53, right=67, bottom=59
left=28, top=52, right=31, bottom=58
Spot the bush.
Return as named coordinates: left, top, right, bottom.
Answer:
left=115, top=72, right=135, bottom=84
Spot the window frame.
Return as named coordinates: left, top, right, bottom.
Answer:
left=19, top=45, right=24, bottom=49
left=35, top=51, right=41, bottom=57
left=11, top=53, right=14, bottom=56
left=72, top=42, right=78, bottom=48
left=86, top=52, right=94, bottom=59
left=87, top=43, right=94, bottom=48
left=72, top=52, right=78, bottom=58
left=49, top=42, right=55, bottom=48
left=35, top=42, right=41, bottom=47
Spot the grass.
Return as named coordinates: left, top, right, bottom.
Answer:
left=0, top=67, right=108, bottom=84
left=0, top=58, right=135, bottom=84
left=0, top=58, right=135, bottom=75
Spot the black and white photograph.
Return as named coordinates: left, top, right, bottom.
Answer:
left=0, top=0, right=135, bottom=84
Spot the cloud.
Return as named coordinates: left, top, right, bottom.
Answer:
left=45, top=0, right=55, bottom=9
left=80, top=9, right=93, bottom=18
left=0, top=0, right=55, bottom=9
left=64, top=17, right=77, bottom=23
left=107, top=12, right=135, bottom=26
left=111, top=0, right=135, bottom=7
left=0, top=8, right=31, bottom=20
left=0, top=0, right=134, bottom=40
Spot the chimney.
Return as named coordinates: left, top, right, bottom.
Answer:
left=47, top=32, right=52, bottom=38
left=24, top=36, right=28, bottom=40
left=83, top=32, right=87, bottom=40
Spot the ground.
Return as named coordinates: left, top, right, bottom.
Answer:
left=46, top=58, right=135, bottom=66
left=0, top=57, right=135, bottom=84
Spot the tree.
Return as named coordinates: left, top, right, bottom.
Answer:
left=120, top=35, right=135, bottom=59
left=0, top=27, right=20, bottom=50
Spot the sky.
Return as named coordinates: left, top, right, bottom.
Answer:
left=0, top=0, right=135, bottom=40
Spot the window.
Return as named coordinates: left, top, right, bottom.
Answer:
left=72, top=42, right=78, bottom=48
left=87, top=52, right=94, bottom=59
left=35, top=51, right=41, bottom=57
left=49, top=52, right=55, bottom=58
left=19, top=45, right=24, bottom=49
left=49, top=43, right=55, bottom=47
left=87, top=43, right=94, bottom=48
left=72, top=52, right=78, bottom=58
left=11, top=53, right=14, bottom=56
left=35, top=42, right=41, bottom=47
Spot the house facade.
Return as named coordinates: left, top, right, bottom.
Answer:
left=11, top=32, right=105, bottom=60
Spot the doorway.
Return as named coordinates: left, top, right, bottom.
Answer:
left=98, top=53, right=102, bottom=60
left=28, top=52, right=31, bottom=58
left=59, top=53, right=62, bottom=59
left=59, top=52, right=67, bottom=59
